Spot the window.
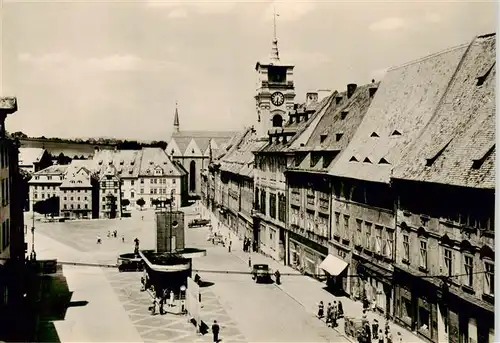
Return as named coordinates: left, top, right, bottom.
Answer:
left=140, top=179, right=144, bottom=184
left=269, top=193, right=276, bottom=219
left=385, top=229, right=393, bottom=259
left=343, top=215, right=349, bottom=240
left=173, top=179, right=176, bottom=184
left=444, top=248, right=453, bottom=277
left=131, top=180, right=135, bottom=186
left=420, top=240, right=428, bottom=270
left=150, top=189, right=154, bottom=194
left=484, top=260, right=494, bottom=295
left=77, top=204, right=80, bottom=209
left=102, top=205, right=105, bottom=210
left=334, top=212, right=340, bottom=236
left=375, top=225, right=383, bottom=254
left=464, top=255, right=474, bottom=288
left=84, top=204, right=88, bottom=209
left=365, top=222, right=372, bottom=250
left=278, top=194, right=286, bottom=222
left=64, top=197, right=67, bottom=201
left=140, top=188, right=144, bottom=194
left=101, top=182, right=105, bottom=188
left=70, top=204, right=74, bottom=209
left=403, top=234, right=410, bottom=261
left=114, top=181, right=118, bottom=187
left=131, top=192, right=135, bottom=199
left=102, top=197, right=105, bottom=202
left=356, top=219, right=362, bottom=245
left=63, top=204, right=67, bottom=209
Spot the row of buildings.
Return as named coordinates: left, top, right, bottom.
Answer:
left=28, top=147, right=188, bottom=219
left=200, top=33, right=496, bottom=343
left=0, top=97, right=28, bottom=340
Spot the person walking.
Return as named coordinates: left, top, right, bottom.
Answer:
left=372, top=319, right=379, bottom=340
left=386, top=330, right=393, bottom=343
left=211, top=320, right=220, bottom=342
left=317, top=301, right=324, bottom=319
left=228, top=240, right=232, bottom=253
left=378, top=329, right=384, bottom=343
left=332, top=301, right=338, bottom=328
left=169, top=290, right=175, bottom=307
left=248, top=255, right=252, bottom=268
left=274, top=269, right=281, bottom=285
left=326, top=303, right=332, bottom=326
left=338, top=300, right=344, bottom=318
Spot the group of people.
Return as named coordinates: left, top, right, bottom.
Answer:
left=96, top=230, right=126, bottom=244
left=317, top=300, right=344, bottom=327
left=357, top=311, right=394, bottom=343
left=146, top=284, right=180, bottom=315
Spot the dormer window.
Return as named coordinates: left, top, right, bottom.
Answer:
left=341, top=111, right=348, bottom=120
left=391, top=130, right=402, bottom=136
left=378, top=158, right=390, bottom=164
left=320, top=134, right=328, bottom=143
left=149, top=161, right=154, bottom=165
left=336, top=133, right=343, bottom=142
left=477, top=63, right=495, bottom=86
left=349, top=156, right=358, bottom=162
left=371, top=132, right=379, bottom=137
left=98, top=160, right=103, bottom=165
left=108, top=161, right=112, bottom=165
left=192, top=149, right=195, bottom=154
left=120, top=160, right=124, bottom=165
left=131, top=161, right=135, bottom=165
left=363, top=157, right=372, bottom=163
left=170, top=149, right=174, bottom=155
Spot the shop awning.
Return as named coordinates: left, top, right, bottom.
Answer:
left=319, top=254, right=348, bottom=276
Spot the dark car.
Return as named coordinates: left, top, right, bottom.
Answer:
left=188, top=218, right=211, bottom=228
left=251, top=264, right=272, bottom=283
left=117, top=257, right=143, bottom=272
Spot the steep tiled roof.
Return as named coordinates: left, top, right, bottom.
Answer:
left=93, top=149, right=142, bottom=178
left=393, top=34, right=496, bottom=189
left=305, top=83, right=378, bottom=150
left=288, top=83, right=377, bottom=173
left=33, top=165, right=69, bottom=175
left=218, top=128, right=266, bottom=177
left=19, top=148, right=45, bottom=166
left=331, top=42, right=470, bottom=183
left=139, top=147, right=184, bottom=177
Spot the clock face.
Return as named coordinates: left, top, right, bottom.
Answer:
left=271, top=92, right=285, bottom=106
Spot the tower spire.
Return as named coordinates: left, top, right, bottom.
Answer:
left=270, top=7, right=280, bottom=63
left=173, top=101, right=180, bottom=133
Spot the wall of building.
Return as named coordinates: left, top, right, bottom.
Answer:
left=60, top=188, right=93, bottom=219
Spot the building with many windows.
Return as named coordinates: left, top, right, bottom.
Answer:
left=284, top=81, right=377, bottom=284
left=390, top=33, right=495, bottom=343
left=0, top=97, right=27, bottom=341
left=18, top=147, right=52, bottom=174
left=60, top=164, right=99, bottom=219
left=28, top=164, right=68, bottom=213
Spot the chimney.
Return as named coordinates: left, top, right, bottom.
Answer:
left=347, top=84, right=357, bottom=98
left=335, top=96, right=343, bottom=104
left=369, top=87, right=378, bottom=98
left=305, top=92, right=318, bottom=107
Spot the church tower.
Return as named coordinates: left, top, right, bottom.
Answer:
left=173, top=101, right=180, bottom=134
left=254, top=10, right=296, bottom=138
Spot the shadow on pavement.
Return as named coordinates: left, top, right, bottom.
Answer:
left=36, top=267, right=89, bottom=343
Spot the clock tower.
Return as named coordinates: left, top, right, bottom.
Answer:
left=254, top=11, right=295, bottom=138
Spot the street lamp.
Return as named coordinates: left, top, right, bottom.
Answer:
left=30, top=200, right=36, bottom=261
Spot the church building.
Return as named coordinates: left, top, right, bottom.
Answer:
left=166, top=104, right=237, bottom=196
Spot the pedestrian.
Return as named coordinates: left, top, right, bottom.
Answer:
left=248, top=255, right=252, bottom=268
left=274, top=269, right=281, bottom=285
left=384, top=321, right=390, bottom=336
left=378, top=329, right=384, bottom=343
left=317, top=301, right=324, bottom=319
left=338, top=300, right=344, bottom=318
left=364, top=322, right=372, bottom=343
left=372, top=319, right=379, bottom=340
left=228, top=240, right=232, bottom=253
left=107, top=231, right=110, bottom=238
left=211, top=320, right=220, bottom=342
left=159, top=296, right=164, bottom=314
left=169, top=290, right=175, bottom=307
left=97, top=235, right=101, bottom=244
left=326, top=303, right=332, bottom=325
left=332, top=301, right=338, bottom=327
left=386, top=331, right=393, bottom=343
left=122, top=235, right=125, bottom=243
left=396, top=332, right=402, bottom=343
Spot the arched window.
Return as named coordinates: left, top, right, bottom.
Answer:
left=189, top=160, right=196, bottom=192
left=272, top=114, right=283, bottom=127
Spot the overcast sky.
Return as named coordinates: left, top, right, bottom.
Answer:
left=1, top=0, right=496, bottom=141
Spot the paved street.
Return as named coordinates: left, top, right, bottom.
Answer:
left=32, top=206, right=348, bottom=342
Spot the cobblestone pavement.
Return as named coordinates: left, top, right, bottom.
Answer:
left=103, top=270, right=246, bottom=343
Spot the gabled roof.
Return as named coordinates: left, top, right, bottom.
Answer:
left=60, top=167, right=93, bottom=188
left=33, top=165, right=69, bottom=175
left=330, top=41, right=470, bottom=183
left=139, top=147, right=184, bottom=177
left=170, top=130, right=238, bottom=156
left=18, top=148, right=46, bottom=166
left=217, top=128, right=266, bottom=178
left=393, top=34, right=496, bottom=189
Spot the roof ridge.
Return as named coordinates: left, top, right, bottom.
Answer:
left=387, top=41, right=471, bottom=72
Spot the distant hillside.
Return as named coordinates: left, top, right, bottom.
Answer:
left=19, top=138, right=116, bottom=158
left=16, top=136, right=168, bottom=158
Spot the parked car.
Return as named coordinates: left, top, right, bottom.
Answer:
left=188, top=218, right=211, bottom=228
left=251, top=264, right=272, bottom=283
left=117, top=258, right=143, bottom=272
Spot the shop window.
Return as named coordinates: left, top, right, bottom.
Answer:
left=463, top=255, right=474, bottom=288
left=483, top=260, right=494, bottom=295
left=419, top=240, right=428, bottom=271
left=403, top=234, right=410, bottom=262
left=443, top=248, right=453, bottom=277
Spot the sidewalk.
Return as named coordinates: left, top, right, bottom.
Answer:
left=201, top=204, right=424, bottom=343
